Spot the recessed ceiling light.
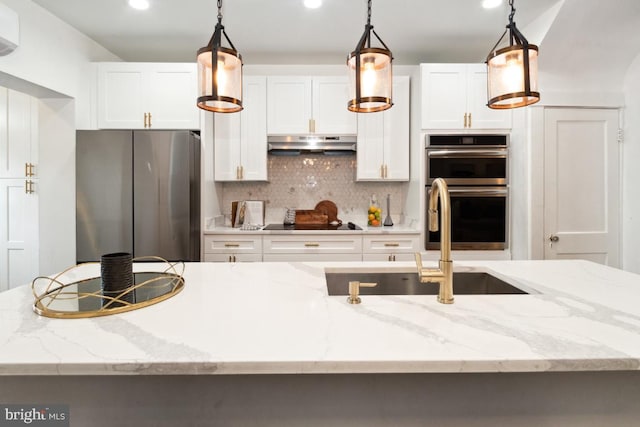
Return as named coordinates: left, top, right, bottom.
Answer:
left=304, top=0, right=322, bottom=9
left=482, top=0, right=502, bottom=9
left=129, top=0, right=150, bottom=10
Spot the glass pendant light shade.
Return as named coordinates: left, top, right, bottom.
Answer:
left=347, top=0, right=393, bottom=113
left=348, top=48, right=393, bottom=112
left=487, top=44, right=538, bottom=108
left=486, top=0, right=539, bottom=109
left=196, top=1, right=243, bottom=113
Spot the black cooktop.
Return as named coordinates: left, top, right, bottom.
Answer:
left=263, top=222, right=362, bottom=231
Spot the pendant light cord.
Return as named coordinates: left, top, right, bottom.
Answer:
left=508, top=0, right=515, bottom=25
left=367, top=0, right=372, bottom=26
left=217, top=0, right=223, bottom=24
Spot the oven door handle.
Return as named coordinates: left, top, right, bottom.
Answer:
left=444, top=187, right=509, bottom=196
left=427, top=149, right=507, bottom=158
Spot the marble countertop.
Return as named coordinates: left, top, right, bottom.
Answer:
left=1, top=260, right=640, bottom=376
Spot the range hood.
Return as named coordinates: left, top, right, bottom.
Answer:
left=267, top=135, right=356, bottom=155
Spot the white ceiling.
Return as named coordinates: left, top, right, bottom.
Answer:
left=31, top=0, right=560, bottom=64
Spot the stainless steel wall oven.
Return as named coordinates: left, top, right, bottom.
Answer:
left=425, top=134, right=509, bottom=250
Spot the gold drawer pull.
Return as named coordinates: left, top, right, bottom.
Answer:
left=304, top=242, right=320, bottom=247
left=224, top=243, right=240, bottom=248
left=384, top=243, right=400, bottom=247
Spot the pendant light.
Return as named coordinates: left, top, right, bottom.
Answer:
left=197, top=0, right=243, bottom=113
left=486, top=0, right=539, bottom=109
left=347, top=0, right=393, bottom=113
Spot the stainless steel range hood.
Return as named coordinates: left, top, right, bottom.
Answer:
left=267, top=135, right=356, bottom=155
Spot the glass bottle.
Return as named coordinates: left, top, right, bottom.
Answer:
left=367, top=195, right=382, bottom=227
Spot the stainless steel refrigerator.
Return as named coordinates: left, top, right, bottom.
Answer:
left=76, top=130, right=201, bottom=263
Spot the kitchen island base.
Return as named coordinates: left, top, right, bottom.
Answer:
left=2, top=371, right=639, bottom=426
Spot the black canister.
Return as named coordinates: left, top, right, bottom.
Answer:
left=101, top=252, right=134, bottom=307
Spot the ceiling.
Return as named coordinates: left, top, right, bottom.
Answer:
left=31, top=0, right=560, bottom=64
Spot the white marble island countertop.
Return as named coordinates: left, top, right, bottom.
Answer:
left=1, top=260, right=640, bottom=376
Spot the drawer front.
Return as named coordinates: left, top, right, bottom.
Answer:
left=204, top=253, right=263, bottom=262
left=363, top=235, right=420, bottom=253
left=204, top=235, right=263, bottom=254
left=263, top=235, right=362, bottom=254
left=263, top=253, right=362, bottom=262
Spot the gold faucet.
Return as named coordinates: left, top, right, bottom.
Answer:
left=415, top=178, right=454, bottom=304
left=347, top=281, right=378, bottom=304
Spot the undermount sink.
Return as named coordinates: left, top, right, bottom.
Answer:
left=325, top=270, right=533, bottom=296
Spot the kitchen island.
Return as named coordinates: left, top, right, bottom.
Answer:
left=1, top=260, right=640, bottom=426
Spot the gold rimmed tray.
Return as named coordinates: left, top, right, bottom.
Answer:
left=32, top=257, right=185, bottom=319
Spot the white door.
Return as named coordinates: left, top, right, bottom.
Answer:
left=146, top=63, right=199, bottom=129
left=97, top=63, right=146, bottom=128
left=214, top=110, right=242, bottom=181
left=0, top=178, right=39, bottom=291
left=312, top=77, right=356, bottom=134
left=466, top=64, right=512, bottom=130
left=266, top=76, right=312, bottom=134
left=240, top=76, right=268, bottom=181
left=383, top=76, right=410, bottom=180
left=0, top=88, right=32, bottom=178
left=420, top=64, right=467, bottom=129
left=543, top=108, right=620, bottom=266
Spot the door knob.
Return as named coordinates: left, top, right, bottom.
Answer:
left=549, top=235, right=559, bottom=242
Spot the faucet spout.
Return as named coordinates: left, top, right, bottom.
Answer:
left=415, top=178, right=454, bottom=304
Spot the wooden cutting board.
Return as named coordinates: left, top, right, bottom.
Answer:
left=295, top=210, right=328, bottom=225
left=314, top=200, right=341, bottom=224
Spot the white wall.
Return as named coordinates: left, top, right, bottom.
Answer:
left=622, top=54, right=640, bottom=273
left=0, top=0, right=120, bottom=277
left=0, top=0, right=120, bottom=100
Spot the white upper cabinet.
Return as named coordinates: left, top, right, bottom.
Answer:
left=421, top=63, right=511, bottom=130
left=214, top=76, right=268, bottom=181
left=357, top=76, right=410, bottom=181
left=97, top=62, right=200, bottom=129
left=267, top=76, right=356, bottom=135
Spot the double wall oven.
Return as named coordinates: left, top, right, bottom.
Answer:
left=425, top=134, right=509, bottom=250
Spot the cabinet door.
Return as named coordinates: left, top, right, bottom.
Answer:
left=421, top=64, right=467, bottom=129
left=356, top=111, right=385, bottom=180
left=0, top=178, right=39, bottom=291
left=98, top=63, right=146, bottom=128
left=214, top=110, right=242, bottom=181
left=214, top=76, right=267, bottom=182
left=466, top=64, right=512, bottom=129
left=267, top=76, right=312, bottom=134
left=0, top=88, right=34, bottom=178
left=146, top=63, right=199, bottom=129
left=240, top=76, right=268, bottom=181
left=383, top=76, right=410, bottom=180
left=312, top=77, right=356, bottom=134
left=357, top=76, right=409, bottom=181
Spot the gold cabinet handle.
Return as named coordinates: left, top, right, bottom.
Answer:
left=25, top=163, right=35, bottom=177
left=240, top=165, right=244, bottom=180
left=384, top=164, right=388, bottom=178
left=25, top=180, right=34, bottom=194
left=384, top=243, right=400, bottom=247
left=236, top=166, right=240, bottom=180
left=148, top=112, right=152, bottom=128
left=304, top=242, right=320, bottom=247
left=224, top=243, right=240, bottom=248
left=309, top=118, right=316, bottom=133
left=380, top=164, right=384, bottom=178
left=143, top=113, right=148, bottom=128
left=464, top=113, right=468, bottom=128
left=468, top=113, right=472, bottom=128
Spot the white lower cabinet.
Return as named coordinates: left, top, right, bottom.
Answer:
left=362, top=234, right=420, bottom=262
left=203, top=235, right=263, bottom=262
left=263, top=235, right=362, bottom=262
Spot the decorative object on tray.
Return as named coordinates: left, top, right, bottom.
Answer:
left=31, top=256, right=185, bottom=319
